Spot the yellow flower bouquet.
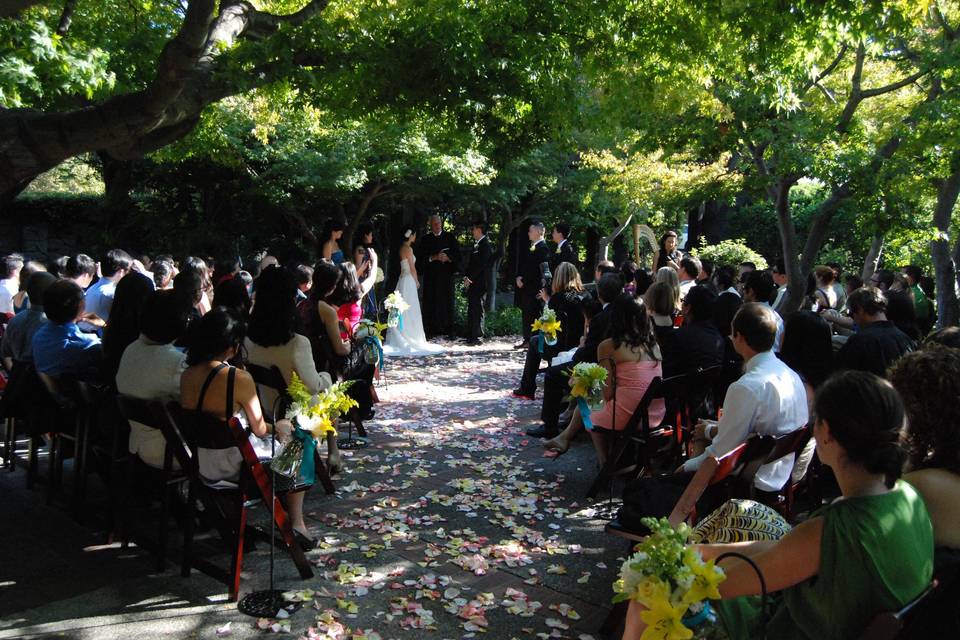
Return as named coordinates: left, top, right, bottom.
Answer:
left=270, top=373, right=357, bottom=483
left=565, top=362, right=608, bottom=430
left=531, top=308, right=561, bottom=348
left=613, top=518, right=725, bottom=640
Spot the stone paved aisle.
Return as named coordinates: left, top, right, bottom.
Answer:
left=0, top=339, right=626, bottom=640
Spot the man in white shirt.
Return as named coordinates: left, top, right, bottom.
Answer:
left=678, top=256, right=701, bottom=300
left=0, top=253, right=24, bottom=315
left=682, top=302, right=807, bottom=491
left=85, top=249, right=132, bottom=322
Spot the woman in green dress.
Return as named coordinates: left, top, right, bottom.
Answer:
left=622, top=370, right=934, bottom=640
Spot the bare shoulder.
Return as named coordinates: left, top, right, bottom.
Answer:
left=905, top=468, right=960, bottom=495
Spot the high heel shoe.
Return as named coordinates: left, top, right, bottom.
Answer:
left=326, top=455, right=344, bottom=476
left=292, top=529, right=317, bottom=551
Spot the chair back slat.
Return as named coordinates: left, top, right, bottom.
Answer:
left=116, top=395, right=166, bottom=431
left=246, top=363, right=291, bottom=423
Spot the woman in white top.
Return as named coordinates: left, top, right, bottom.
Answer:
left=117, top=290, right=192, bottom=469
left=245, top=266, right=337, bottom=472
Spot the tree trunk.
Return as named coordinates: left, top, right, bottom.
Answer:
left=344, top=180, right=388, bottom=251
left=772, top=178, right=805, bottom=313
left=931, top=157, right=960, bottom=327
left=861, top=233, right=885, bottom=282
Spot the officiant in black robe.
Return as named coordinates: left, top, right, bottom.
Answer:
left=419, top=214, right=460, bottom=338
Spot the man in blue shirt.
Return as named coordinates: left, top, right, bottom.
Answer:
left=84, top=249, right=132, bottom=322
left=32, top=279, right=103, bottom=377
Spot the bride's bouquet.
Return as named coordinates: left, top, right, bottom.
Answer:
left=565, top=362, right=608, bottom=430
left=384, top=291, right=410, bottom=329
left=270, top=373, right=357, bottom=483
left=531, top=307, right=561, bottom=350
left=354, top=318, right=387, bottom=366
left=613, top=517, right=725, bottom=640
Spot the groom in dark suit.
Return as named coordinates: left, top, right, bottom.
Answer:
left=463, top=221, right=493, bottom=345
left=548, top=222, right=578, bottom=273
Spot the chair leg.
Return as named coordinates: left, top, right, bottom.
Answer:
left=157, top=474, right=170, bottom=573
left=47, top=433, right=59, bottom=505
left=229, top=501, right=248, bottom=601
left=314, top=455, right=335, bottom=495
left=26, top=433, right=37, bottom=488
left=181, top=480, right=196, bottom=578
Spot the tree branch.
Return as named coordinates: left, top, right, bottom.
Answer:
left=835, top=43, right=866, bottom=134
left=800, top=43, right=848, bottom=97
left=0, top=0, right=43, bottom=19
left=245, top=0, right=329, bottom=40
left=859, top=68, right=928, bottom=99
left=55, top=0, right=78, bottom=36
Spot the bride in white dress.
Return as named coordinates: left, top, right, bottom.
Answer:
left=383, top=225, right=444, bottom=357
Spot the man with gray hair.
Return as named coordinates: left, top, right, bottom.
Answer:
left=419, top=214, right=460, bottom=338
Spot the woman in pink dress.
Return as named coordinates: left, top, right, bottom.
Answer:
left=331, top=263, right=364, bottom=339
left=544, top=294, right=665, bottom=467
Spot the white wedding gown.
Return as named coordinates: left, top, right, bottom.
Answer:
left=383, top=256, right=444, bottom=357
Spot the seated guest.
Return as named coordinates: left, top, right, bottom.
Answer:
left=181, top=256, right=213, bottom=315
left=742, top=270, right=783, bottom=350
left=677, top=256, right=700, bottom=300
left=32, top=279, right=103, bottom=377
left=293, top=263, right=314, bottom=302
left=812, top=265, right=839, bottom=310
left=926, top=326, right=960, bottom=349
left=696, top=259, right=716, bottom=294
left=152, top=259, right=175, bottom=290
left=543, top=295, right=665, bottom=464
left=620, top=261, right=638, bottom=296
left=102, top=272, right=155, bottom=384
left=244, top=266, right=336, bottom=470
left=212, top=257, right=241, bottom=287
left=625, top=370, right=933, bottom=640
left=662, top=285, right=724, bottom=378
left=303, top=262, right=351, bottom=375
left=684, top=303, right=807, bottom=492
left=632, top=266, right=653, bottom=298
left=64, top=254, right=97, bottom=290
left=527, top=273, right=621, bottom=438
left=771, top=258, right=789, bottom=314
left=213, top=277, right=252, bottom=318
left=513, top=262, right=585, bottom=400
left=713, top=264, right=740, bottom=298
left=654, top=266, right=681, bottom=312
left=117, top=290, right=192, bottom=468
left=1, top=272, right=56, bottom=370
left=180, top=307, right=314, bottom=545
left=836, top=287, right=914, bottom=378
left=0, top=253, right=24, bottom=315
left=12, top=260, right=47, bottom=313
left=890, top=346, right=960, bottom=550
left=330, top=263, right=364, bottom=340
left=645, top=281, right=678, bottom=363
left=85, top=249, right=133, bottom=322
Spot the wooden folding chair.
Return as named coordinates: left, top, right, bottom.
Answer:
left=247, top=363, right=335, bottom=494
left=115, top=395, right=188, bottom=571
left=35, top=372, right=95, bottom=512
left=165, top=402, right=314, bottom=601
left=586, top=373, right=686, bottom=499
left=751, top=425, right=812, bottom=521
left=858, top=580, right=939, bottom=640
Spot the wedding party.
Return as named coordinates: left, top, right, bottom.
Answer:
left=3, top=1, right=959, bottom=639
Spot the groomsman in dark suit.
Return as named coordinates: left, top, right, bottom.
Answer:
left=463, top=221, right=493, bottom=345
left=548, top=222, right=578, bottom=273
left=516, top=220, right=550, bottom=348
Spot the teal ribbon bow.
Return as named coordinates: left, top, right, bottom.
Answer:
left=292, top=426, right=317, bottom=485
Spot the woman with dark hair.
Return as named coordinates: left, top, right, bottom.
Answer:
left=352, top=243, right=380, bottom=319
left=330, top=263, right=364, bottom=339
left=632, top=266, right=654, bottom=298
left=102, top=272, right=155, bottom=384
left=246, top=266, right=336, bottom=471
left=213, top=277, right=251, bottom=318
left=320, top=217, right=347, bottom=265
left=543, top=294, right=665, bottom=465
left=180, top=307, right=314, bottom=545
left=620, top=261, right=638, bottom=296
left=624, top=370, right=934, bottom=640
left=652, top=230, right=682, bottom=272
left=182, top=256, right=212, bottom=315
left=890, top=346, right=960, bottom=549
left=302, top=262, right=351, bottom=375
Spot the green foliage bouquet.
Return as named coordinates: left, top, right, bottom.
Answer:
left=614, top=518, right=725, bottom=640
